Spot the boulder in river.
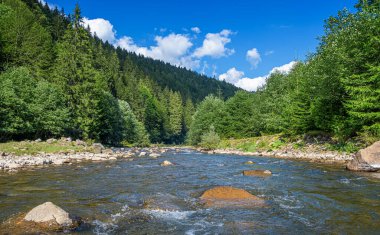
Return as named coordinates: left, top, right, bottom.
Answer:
left=243, top=170, right=272, bottom=177
left=139, top=152, right=147, bottom=157
left=150, top=153, right=161, bottom=158
left=200, top=186, right=264, bottom=208
left=0, top=202, right=82, bottom=233
left=24, top=202, right=72, bottom=226
left=160, top=160, right=173, bottom=166
left=347, top=141, right=380, bottom=172
left=244, top=161, right=255, bottom=165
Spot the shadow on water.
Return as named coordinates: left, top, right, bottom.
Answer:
left=1, top=150, right=380, bottom=234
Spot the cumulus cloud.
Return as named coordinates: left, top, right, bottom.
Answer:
left=191, top=27, right=201, bottom=34
left=269, top=61, right=298, bottom=74
left=116, top=33, right=200, bottom=69
left=219, top=68, right=265, bottom=91
left=246, top=48, right=261, bottom=69
left=219, top=61, right=297, bottom=91
left=219, top=68, right=244, bottom=84
left=193, top=29, right=235, bottom=58
left=235, top=76, right=267, bottom=92
left=83, top=18, right=116, bottom=43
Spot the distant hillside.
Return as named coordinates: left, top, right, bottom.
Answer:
left=117, top=51, right=238, bottom=102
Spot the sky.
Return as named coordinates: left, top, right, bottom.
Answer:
left=41, top=0, right=357, bottom=91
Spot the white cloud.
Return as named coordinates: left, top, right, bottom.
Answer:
left=235, top=76, right=267, bottom=91
left=191, top=27, right=201, bottom=34
left=219, top=61, right=297, bottom=91
left=83, top=18, right=116, bottom=43
left=116, top=33, right=200, bottom=69
left=269, top=61, right=297, bottom=74
left=193, top=29, right=235, bottom=58
left=219, top=67, right=244, bottom=84
left=246, top=48, right=261, bottom=69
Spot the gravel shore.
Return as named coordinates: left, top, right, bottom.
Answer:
left=203, top=148, right=354, bottom=164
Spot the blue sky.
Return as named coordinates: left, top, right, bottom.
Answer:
left=43, top=0, right=357, bottom=91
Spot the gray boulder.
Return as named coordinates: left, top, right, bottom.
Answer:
left=75, top=139, right=87, bottom=146
left=24, top=202, right=72, bottom=226
left=92, top=143, right=105, bottom=154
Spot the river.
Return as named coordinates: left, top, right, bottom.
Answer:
left=1, top=149, right=379, bottom=234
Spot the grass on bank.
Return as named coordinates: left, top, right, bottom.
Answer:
left=0, top=140, right=91, bottom=156
left=217, top=132, right=367, bottom=154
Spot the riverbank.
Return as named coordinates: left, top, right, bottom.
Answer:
left=199, top=134, right=361, bottom=165
left=0, top=138, right=175, bottom=171
left=203, top=148, right=354, bottom=164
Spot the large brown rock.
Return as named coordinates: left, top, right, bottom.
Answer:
left=347, top=141, right=380, bottom=172
left=200, top=186, right=264, bottom=208
left=243, top=170, right=272, bottom=177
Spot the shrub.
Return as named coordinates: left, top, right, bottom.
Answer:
left=200, top=125, right=220, bottom=150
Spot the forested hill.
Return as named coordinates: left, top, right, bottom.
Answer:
left=0, top=0, right=238, bottom=145
left=116, top=50, right=237, bottom=103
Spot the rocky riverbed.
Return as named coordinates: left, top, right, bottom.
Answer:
left=1, top=150, right=380, bottom=234
left=203, top=148, right=354, bottom=164
left=0, top=139, right=181, bottom=171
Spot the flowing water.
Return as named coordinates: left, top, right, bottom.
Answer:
left=1, top=149, right=380, bottom=234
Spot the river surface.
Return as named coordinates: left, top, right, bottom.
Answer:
left=1, top=149, right=380, bottom=234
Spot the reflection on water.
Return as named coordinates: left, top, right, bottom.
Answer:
left=1, top=150, right=380, bottom=234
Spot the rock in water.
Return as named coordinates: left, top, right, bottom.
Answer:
left=160, top=160, right=173, bottom=166
left=150, top=153, right=161, bottom=158
left=347, top=141, right=380, bottom=172
left=244, top=161, right=255, bottom=165
left=24, top=202, right=72, bottom=226
left=200, top=186, right=264, bottom=208
left=243, top=170, right=272, bottom=177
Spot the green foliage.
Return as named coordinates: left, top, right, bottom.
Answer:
left=222, top=91, right=259, bottom=138
left=187, top=95, right=226, bottom=145
left=200, top=125, right=221, bottom=150
left=0, top=0, right=53, bottom=78
left=118, top=100, right=150, bottom=147
left=0, top=67, right=69, bottom=140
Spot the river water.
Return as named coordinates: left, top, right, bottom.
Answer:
left=1, top=149, right=380, bottom=234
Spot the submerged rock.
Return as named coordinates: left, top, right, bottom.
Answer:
left=160, top=160, right=173, bottom=166
left=347, top=141, right=380, bottom=172
left=200, top=186, right=264, bottom=208
left=244, top=161, right=255, bottom=165
left=243, top=170, right=272, bottom=177
left=24, top=202, right=72, bottom=226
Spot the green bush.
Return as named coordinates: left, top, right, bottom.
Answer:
left=200, top=125, right=220, bottom=150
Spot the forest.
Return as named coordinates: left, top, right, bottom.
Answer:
left=0, top=0, right=379, bottom=147
left=188, top=0, right=380, bottom=147
left=0, top=0, right=238, bottom=146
